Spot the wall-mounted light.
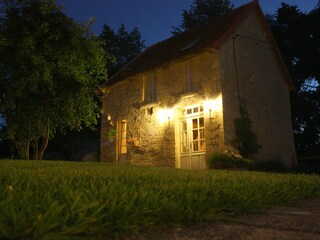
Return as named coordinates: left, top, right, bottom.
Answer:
left=158, top=108, right=175, bottom=125
left=107, top=114, right=114, bottom=126
left=204, top=100, right=215, bottom=116
left=204, top=94, right=223, bottom=119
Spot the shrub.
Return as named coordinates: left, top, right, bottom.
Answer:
left=207, top=150, right=253, bottom=169
left=82, top=151, right=99, bottom=162
left=251, top=160, right=289, bottom=173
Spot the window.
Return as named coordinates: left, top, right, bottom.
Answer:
left=184, top=61, right=193, bottom=92
left=182, top=106, right=203, bottom=116
left=118, top=121, right=127, bottom=154
left=179, top=114, right=205, bottom=154
left=192, top=117, right=205, bottom=152
left=180, top=120, right=188, bottom=154
left=143, top=73, right=156, bottom=103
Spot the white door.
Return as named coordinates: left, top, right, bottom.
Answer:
left=179, top=106, right=206, bottom=169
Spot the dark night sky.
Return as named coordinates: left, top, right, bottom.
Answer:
left=55, top=0, right=318, bottom=46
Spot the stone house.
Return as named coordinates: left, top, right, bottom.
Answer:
left=100, top=0, right=296, bottom=169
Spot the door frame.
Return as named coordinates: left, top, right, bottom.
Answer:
left=116, top=120, right=127, bottom=163
left=176, top=105, right=206, bottom=169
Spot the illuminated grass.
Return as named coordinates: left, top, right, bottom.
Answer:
left=1, top=160, right=320, bottom=239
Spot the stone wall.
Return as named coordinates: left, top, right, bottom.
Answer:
left=218, top=10, right=296, bottom=166
left=100, top=49, right=225, bottom=167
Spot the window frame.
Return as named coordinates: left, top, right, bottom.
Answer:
left=142, top=73, right=157, bottom=103
left=184, top=61, right=193, bottom=93
left=117, top=120, right=127, bottom=154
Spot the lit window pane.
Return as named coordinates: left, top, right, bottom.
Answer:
left=200, top=129, right=205, bottom=139
left=181, top=131, right=187, bottom=142
left=193, top=130, right=198, bottom=140
left=121, top=146, right=127, bottom=154
left=199, top=117, right=204, bottom=127
left=193, top=141, right=198, bottom=151
left=200, top=140, right=206, bottom=151
left=181, top=143, right=188, bottom=153
left=192, top=119, right=198, bottom=129
left=118, top=121, right=127, bottom=154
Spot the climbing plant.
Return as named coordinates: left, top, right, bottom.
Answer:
left=232, top=107, right=262, bottom=158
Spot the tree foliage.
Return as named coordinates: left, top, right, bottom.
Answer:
left=268, top=3, right=320, bottom=157
left=99, top=23, right=145, bottom=77
left=172, top=0, right=233, bottom=34
left=0, top=0, right=107, bottom=160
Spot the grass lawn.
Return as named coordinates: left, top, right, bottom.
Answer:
left=1, top=160, right=320, bottom=239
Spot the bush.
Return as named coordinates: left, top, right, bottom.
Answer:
left=81, top=151, right=99, bottom=162
left=207, top=150, right=253, bottom=169
left=251, top=160, right=289, bottom=173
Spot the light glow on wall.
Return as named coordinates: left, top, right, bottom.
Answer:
left=157, top=108, right=175, bottom=124
left=203, top=94, right=223, bottom=114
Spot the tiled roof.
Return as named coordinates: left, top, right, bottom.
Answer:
left=106, top=0, right=293, bottom=90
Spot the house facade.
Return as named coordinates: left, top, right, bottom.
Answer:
left=100, top=0, right=296, bottom=169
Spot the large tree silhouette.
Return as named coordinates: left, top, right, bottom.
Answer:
left=268, top=3, right=320, bottom=157
left=99, top=23, right=145, bottom=77
left=0, top=0, right=107, bottom=159
left=172, top=0, right=233, bottom=34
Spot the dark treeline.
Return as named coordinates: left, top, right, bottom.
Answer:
left=268, top=3, right=320, bottom=158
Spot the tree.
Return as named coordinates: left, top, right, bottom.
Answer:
left=0, top=0, right=107, bottom=160
left=268, top=3, right=320, bottom=157
left=172, top=0, right=233, bottom=34
left=99, top=23, right=145, bottom=77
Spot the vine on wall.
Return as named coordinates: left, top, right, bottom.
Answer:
left=232, top=107, right=262, bottom=158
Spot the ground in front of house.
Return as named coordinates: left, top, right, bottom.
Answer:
left=135, top=198, right=320, bottom=240
left=1, top=160, right=320, bottom=239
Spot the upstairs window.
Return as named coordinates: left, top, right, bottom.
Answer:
left=143, top=73, right=157, bottom=103
left=184, top=61, right=193, bottom=92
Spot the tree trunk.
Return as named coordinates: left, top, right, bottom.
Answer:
left=17, top=144, right=23, bottom=159
left=32, top=143, right=39, bottom=160
left=25, top=141, right=30, bottom=160
left=37, top=120, right=50, bottom=160
left=17, top=140, right=30, bottom=160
